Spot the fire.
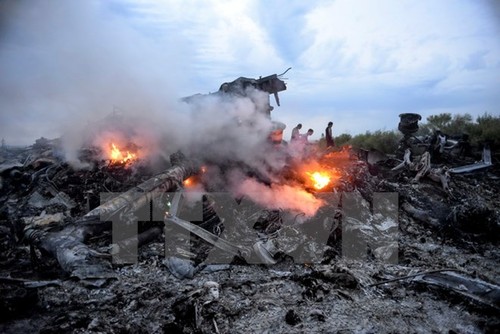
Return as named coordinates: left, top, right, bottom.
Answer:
left=236, top=178, right=324, bottom=216
left=297, top=152, right=346, bottom=191
left=183, top=177, right=193, bottom=187
left=307, top=171, right=331, bottom=190
left=109, top=142, right=137, bottom=164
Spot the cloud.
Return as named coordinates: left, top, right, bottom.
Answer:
left=253, top=1, right=317, bottom=64
left=1, top=0, right=499, bottom=148
left=299, top=0, right=500, bottom=77
left=126, top=0, right=287, bottom=86
left=277, top=0, right=500, bottom=137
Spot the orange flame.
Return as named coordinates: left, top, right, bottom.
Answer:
left=109, top=142, right=137, bottom=164
left=307, top=171, right=331, bottom=190
left=183, top=177, right=193, bottom=187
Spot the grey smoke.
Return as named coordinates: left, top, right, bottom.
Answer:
left=0, top=0, right=336, bottom=215
left=0, top=0, right=282, bottom=175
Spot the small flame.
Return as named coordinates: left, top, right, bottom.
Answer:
left=307, top=171, right=331, bottom=190
left=183, top=177, right=193, bottom=187
left=109, top=142, right=137, bottom=164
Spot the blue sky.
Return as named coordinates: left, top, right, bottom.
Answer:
left=1, top=0, right=499, bottom=144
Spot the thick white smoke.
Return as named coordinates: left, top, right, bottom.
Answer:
left=0, top=0, right=280, bottom=172
left=1, top=0, right=322, bottom=214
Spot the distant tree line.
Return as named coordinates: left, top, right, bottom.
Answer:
left=324, top=112, right=500, bottom=154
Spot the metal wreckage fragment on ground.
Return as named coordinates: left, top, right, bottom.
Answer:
left=449, top=145, right=493, bottom=174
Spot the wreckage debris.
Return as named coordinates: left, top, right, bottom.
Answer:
left=392, top=148, right=451, bottom=192
left=1, top=100, right=499, bottom=332
left=450, top=145, right=493, bottom=174
left=370, top=269, right=500, bottom=311
left=22, top=151, right=198, bottom=283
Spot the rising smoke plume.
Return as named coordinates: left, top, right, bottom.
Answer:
left=0, top=0, right=278, bottom=170
left=1, top=1, right=322, bottom=214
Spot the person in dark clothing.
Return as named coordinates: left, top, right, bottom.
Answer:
left=325, top=121, right=334, bottom=147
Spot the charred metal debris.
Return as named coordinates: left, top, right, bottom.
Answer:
left=0, top=75, right=499, bottom=333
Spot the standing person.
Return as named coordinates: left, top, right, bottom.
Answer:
left=300, top=129, right=314, bottom=142
left=291, top=123, right=302, bottom=142
left=306, top=128, right=314, bottom=141
left=300, top=129, right=315, bottom=156
left=325, top=121, right=334, bottom=147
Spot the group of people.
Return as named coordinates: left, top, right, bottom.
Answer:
left=290, top=123, right=312, bottom=143
left=290, top=121, right=335, bottom=148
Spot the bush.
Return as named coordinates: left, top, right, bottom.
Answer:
left=471, top=113, right=500, bottom=146
left=420, top=113, right=474, bottom=135
left=334, top=133, right=352, bottom=146
left=330, top=112, right=499, bottom=155
left=421, top=112, right=500, bottom=146
left=348, top=130, right=399, bottom=154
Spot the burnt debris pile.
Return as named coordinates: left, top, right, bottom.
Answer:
left=0, top=131, right=499, bottom=333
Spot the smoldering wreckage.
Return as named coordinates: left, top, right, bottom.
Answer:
left=0, top=72, right=499, bottom=333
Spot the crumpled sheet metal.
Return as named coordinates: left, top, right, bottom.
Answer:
left=28, top=191, right=76, bottom=209
left=450, top=147, right=493, bottom=174
left=412, top=271, right=500, bottom=311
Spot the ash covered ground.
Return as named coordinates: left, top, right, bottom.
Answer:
left=0, top=139, right=499, bottom=334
